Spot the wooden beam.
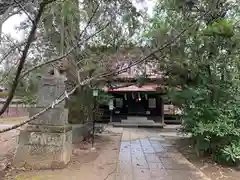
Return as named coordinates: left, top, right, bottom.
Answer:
left=160, top=97, right=165, bottom=124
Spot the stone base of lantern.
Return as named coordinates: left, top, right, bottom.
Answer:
left=13, top=107, right=72, bottom=170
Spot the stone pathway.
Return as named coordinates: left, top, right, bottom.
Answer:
left=116, top=128, right=210, bottom=180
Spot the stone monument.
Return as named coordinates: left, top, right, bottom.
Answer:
left=13, top=68, right=72, bottom=169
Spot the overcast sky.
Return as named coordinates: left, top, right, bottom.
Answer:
left=2, top=1, right=155, bottom=40
left=2, top=13, right=27, bottom=40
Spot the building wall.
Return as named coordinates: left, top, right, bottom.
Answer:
left=99, top=95, right=182, bottom=124
left=102, top=92, right=164, bottom=123
left=112, top=92, right=161, bottom=114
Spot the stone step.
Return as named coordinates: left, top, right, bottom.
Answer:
left=127, top=116, right=148, bottom=121
left=112, top=123, right=164, bottom=128
left=121, top=120, right=155, bottom=124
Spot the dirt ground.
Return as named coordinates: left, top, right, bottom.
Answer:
left=0, top=129, right=19, bottom=179
left=0, top=117, right=27, bottom=125
left=0, top=116, right=26, bottom=178
left=3, top=130, right=122, bottom=180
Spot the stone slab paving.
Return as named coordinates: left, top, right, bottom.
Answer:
left=116, top=128, right=210, bottom=180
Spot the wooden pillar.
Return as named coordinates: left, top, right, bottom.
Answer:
left=160, top=96, right=164, bottom=124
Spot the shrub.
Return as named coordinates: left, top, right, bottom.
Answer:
left=170, top=87, right=240, bottom=164
left=216, top=140, right=240, bottom=165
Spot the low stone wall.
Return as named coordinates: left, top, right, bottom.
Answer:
left=0, top=106, right=29, bottom=118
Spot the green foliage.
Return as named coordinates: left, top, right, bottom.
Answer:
left=204, top=19, right=234, bottom=37
left=218, top=140, right=240, bottom=164
left=4, top=72, right=39, bottom=101
left=136, top=74, right=147, bottom=86
left=22, top=95, right=37, bottom=105
left=97, top=90, right=113, bottom=105
left=147, top=0, right=240, bottom=166
left=171, top=86, right=240, bottom=164
left=67, top=88, right=112, bottom=124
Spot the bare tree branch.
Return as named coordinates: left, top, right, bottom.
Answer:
left=20, top=22, right=111, bottom=78
left=0, top=58, right=20, bottom=83
left=13, top=0, right=34, bottom=23
left=0, top=0, right=29, bottom=15
left=0, top=2, right=48, bottom=116
left=4, top=35, right=24, bottom=53
left=78, top=3, right=100, bottom=39
left=0, top=41, right=24, bottom=64
left=0, top=85, right=78, bottom=133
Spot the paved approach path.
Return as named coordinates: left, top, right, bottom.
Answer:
left=116, top=128, right=210, bottom=180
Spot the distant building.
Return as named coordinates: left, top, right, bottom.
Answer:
left=98, top=47, right=181, bottom=125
